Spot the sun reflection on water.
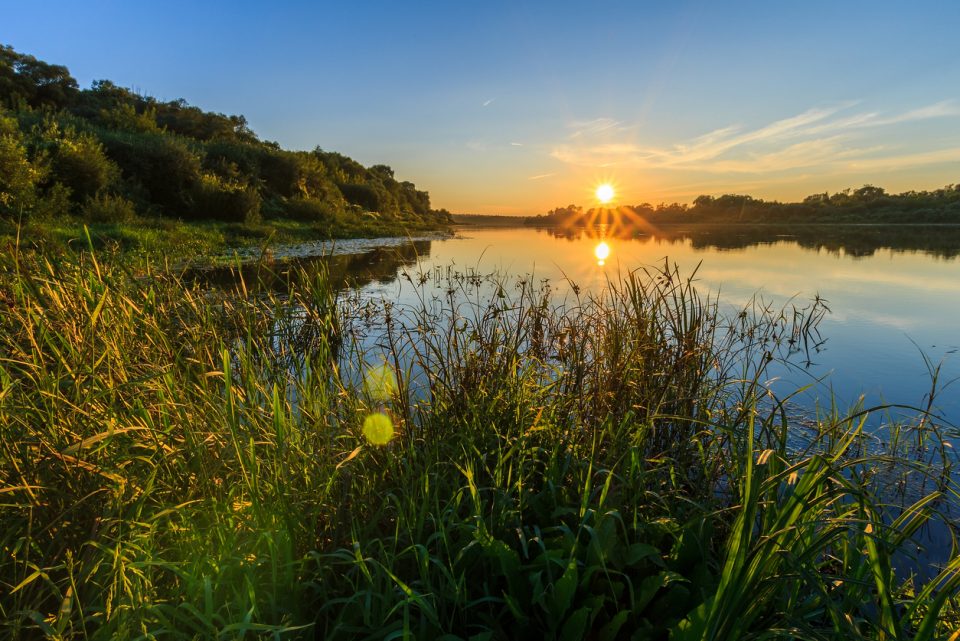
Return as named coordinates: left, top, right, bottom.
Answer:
left=594, top=241, right=611, bottom=266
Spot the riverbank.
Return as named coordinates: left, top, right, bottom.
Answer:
left=1, top=246, right=957, bottom=639
left=0, top=215, right=452, bottom=265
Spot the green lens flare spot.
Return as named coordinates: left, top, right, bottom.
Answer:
left=363, top=412, right=394, bottom=445
left=363, top=363, right=397, bottom=401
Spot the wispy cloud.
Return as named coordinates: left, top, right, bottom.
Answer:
left=552, top=101, right=960, bottom=174
left=482, top=98, right=495, bottom=107
left=510, top=141, right=524, bottom=146
left=868, top=100, right=960, bottom=126
left=527, top=173, right=555, bottom=180
left=568, top=117, right=625, bottom=138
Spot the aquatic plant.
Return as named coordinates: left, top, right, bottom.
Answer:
left=0, top=244, right=956, bottom=639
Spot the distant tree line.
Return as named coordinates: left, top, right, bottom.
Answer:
left=0, top=45, right=451, bottom=227
left=528, top=184, right=960, bottom=227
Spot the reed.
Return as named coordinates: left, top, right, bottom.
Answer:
left=0, top=244, right=956, bottom=639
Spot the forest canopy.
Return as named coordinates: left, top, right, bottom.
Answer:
left=0, top=45, right=451, bottom=228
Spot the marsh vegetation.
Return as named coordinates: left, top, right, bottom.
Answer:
left=2, top=239, right=958, bottom=639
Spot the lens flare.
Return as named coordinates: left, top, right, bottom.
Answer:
left=363, top=363, right=397, bottom=401
left=363, top=412, right=394, bottom=445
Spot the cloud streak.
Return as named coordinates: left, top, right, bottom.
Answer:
left=568, top=117, right=628, bottom=138
left=552, top=101, right=960, bottom=174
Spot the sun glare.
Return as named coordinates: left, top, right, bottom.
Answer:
left=595, top=183, right=615, bottom=204
left=594, top=241, right=611, bottom=266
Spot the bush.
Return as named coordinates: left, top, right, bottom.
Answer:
left=203, top=139, right=261, bottom=178
left=281, top=197, right=340, bottom=224
left=51, top=130, right=119, bottom=203
left=81, top=193, right=137, bottom=223
left=97, top=102, right=160, bottom=133
left=30, top=183, right=72, bottom=220
left=258, top=149, right=301, bottom=197
left=0, top=110, right=39, bottom=216
left=203, top=143, right=307, bottom=199
left=192, top=178, right=261, bottom=224
left=100, top=130, right=201, bottom=216
left=338, top=182, right=391, bottom=213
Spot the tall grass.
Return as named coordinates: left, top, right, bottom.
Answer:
left=0, top=244, right=957, bottom=639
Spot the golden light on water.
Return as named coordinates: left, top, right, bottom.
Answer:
left=594, top=241, right=611, bottom=266
left=595, top=183, right=615, bottom=204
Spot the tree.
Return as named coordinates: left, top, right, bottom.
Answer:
left=192, top=176, right=261, bottom=223
left=100, top=130, right=202, bottom=216
left=0, top=45, right=78, bottom=109
left=258, top=149, right=301, bottom=197
left=338, top=183, right=384, bottom=212
left=803, top=192, right=829, bottom=205
left=0, top=110, right=39, bottom=215
left=0, top=44, right=448, bottom=228
left=369, top=164, right=395, bottom=180
left=99, top=102, right=160, bottom=133
left=49, top=127, right=119, bottom=203
left=854, top=184, right=886, bottom=201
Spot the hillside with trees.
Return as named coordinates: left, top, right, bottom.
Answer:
left=528, top=184, right=960, bottom=228
left=0, top=45, right=451, bottom=235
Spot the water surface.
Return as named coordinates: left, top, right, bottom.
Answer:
left=358, top=224, right=960, bottom=428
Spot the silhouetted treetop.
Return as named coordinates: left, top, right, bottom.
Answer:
left=529, top=184, right=960, bottom=227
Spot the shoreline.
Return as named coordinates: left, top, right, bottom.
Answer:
left=1, top=216, right=454, bottom=266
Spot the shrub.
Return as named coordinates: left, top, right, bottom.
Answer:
left=0, top=110, right=39, bottom=216
left=100, top=129, right=201, bottom=216
left=98, top=102, right=160, bottom=133
left=192, top=176, right=261, bottom=223
left=203, top=139, right=261, bottom=178
left=338, top=182, right=391, bottom=213
left=81, top=193, right=137, bottom=223
left=258, top=149, right=301, bottom=197
left=50, top=129, right=119, bottom=203
left=281, top=197, right=340, bottom=224
left=30, top=182, right=72, bottom=220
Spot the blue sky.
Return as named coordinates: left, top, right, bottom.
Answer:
left=5, top=0, right=960, bottom=213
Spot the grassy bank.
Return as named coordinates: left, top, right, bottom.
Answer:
left=1, top=246, right=958, bottom=639
left=0, top=215, right=451, bottom=264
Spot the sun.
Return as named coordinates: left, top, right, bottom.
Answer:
left=595, top=183, right=615, bottom=204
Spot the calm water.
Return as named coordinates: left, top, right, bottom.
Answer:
left=210, top=222, right=959, bottom=574
left=352, top=224, right=960, bottom=429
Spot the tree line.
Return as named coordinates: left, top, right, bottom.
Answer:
left=528, top=184, right=960, bottom=227
left=0, top=45, right=451, bottom=227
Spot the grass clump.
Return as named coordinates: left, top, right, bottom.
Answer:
left=0, top=245, right=957, bottom=639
